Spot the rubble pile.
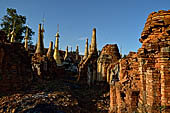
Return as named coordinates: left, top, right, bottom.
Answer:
left=0, top=77, right=109, bottom=113
left=0, top=92, right=79, bottom=113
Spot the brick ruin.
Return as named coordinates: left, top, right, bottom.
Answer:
left=109, top=10, right=170, bottom=113
left=97, top=44, right=121, bottom=83
left=0, top=31, right=33, bottom=93
left=109, top=52, right=139, bottom=113
left=78, top=28, right=98, bottom=86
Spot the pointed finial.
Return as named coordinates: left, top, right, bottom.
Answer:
left=41, top=19, right=45, bottom=49
left=89, top=44, right=91, bottom=55
left=41, top=24, right=45, bottom=33
left=76, top=45, right=79, bottom=51
left=90, top=28, right=97, bottom=56
left=42, top=14, right=45, bottom=24
left=35, top=24, right=44, bottom=54
left=76, top=45, right=79, bottom=61
left=71, top=46, right=72, bottom=52
left=25, top=25, right=28, bottom=39
left=83, top=38, right=88, bottom=60
left=7, top=25, right=12, bottom=40
left=120, top=44, right=122, bottom=58
left=64, top=46, right=68, bottom=60
left=55, top=24, right=60, bottom=37
left=10, top=20, right=16, bottom=42
left=42, top=15, right=45, bottom=33
left=57, top=24, right=59, bottom=33
left=53, top=27, right=61, bottom=65
left=13, top=20, right=16, bottom=31
left=47, top=41, right=53, bottom=59
left=24, top=25, right=29, bottom=51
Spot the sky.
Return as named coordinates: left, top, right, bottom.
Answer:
left=0, top=0, right=170, bottom=55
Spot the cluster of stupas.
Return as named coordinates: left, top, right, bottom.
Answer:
left=0, top=10, right=170, bottom=113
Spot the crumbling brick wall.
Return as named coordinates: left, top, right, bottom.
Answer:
left=110, top=10, right=170, bottom=113
left=109, top=52, right=140, bottom=113
left=138, top=10, right=170, bottom=113
left=0, top=31, right=33, bottom=93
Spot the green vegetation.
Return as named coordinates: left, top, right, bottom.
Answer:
left=0, top=8, right=34, bottom=44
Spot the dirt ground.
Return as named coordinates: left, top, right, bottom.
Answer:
left=0, top=74, right=110, bottom=113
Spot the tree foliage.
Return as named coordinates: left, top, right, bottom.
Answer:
left=0, top=8, right=34, bottom=44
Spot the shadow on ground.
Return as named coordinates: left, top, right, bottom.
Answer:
left=0, top=73, right=109, bottom=113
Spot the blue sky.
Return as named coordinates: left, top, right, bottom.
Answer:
left=0, top=0, right=170, bottom=55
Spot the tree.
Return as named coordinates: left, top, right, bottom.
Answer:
left=0, top=8, right=34, bottom=44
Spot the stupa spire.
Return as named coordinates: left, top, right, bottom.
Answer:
left=76, top=45, right=79, bottom=61
left=10, top=20, right=16, bottom=43
left=64, top=46, right=68, bottom=60
left=47, top=41, right=53, bottom=59
left=24, top=25, right=29, bottom=51
left=83, top=38, right=88, bottom=60
left=35, top=24, right=44, bottom=55
left=90, top=28, right=97, bottom=54
left=41, top=23, right=45, bottom=49
left=53, top=24, right=61, bottom=65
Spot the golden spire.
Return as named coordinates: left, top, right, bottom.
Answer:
left=41, top=17, right=45, bottom=49
left=24, top=25, right=29, bottom=51
left=89, top=28, right=98, bottom=55
left=53, top=24, right=61, bottom=65
left=41, top=24, right=45, bottom=33
left=7, top=26, right=11, bottom=40
left=88, top=44, right=91, bottom=56
left=83, top=38, right=88, bottom=60
left=35, top=24, right=44, bottom=55
left=55, top=24, right=60, bottom=37
left=76, top=45, right=79, bottom=61
left=47, top=41, right=53, bottom=59
left=90, top=28, right=97, bottom=54
left=64, top=46, right=68, bottom=60
left=10, top=20, right=16, bottom=43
